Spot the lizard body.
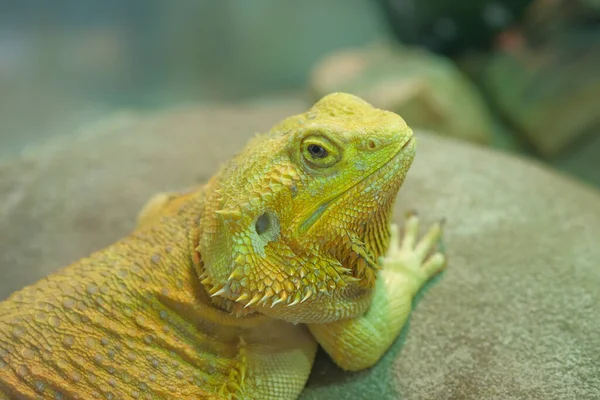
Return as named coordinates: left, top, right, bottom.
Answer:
left=0, top=93, right=445, bottom=399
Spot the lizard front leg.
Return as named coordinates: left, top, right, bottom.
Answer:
left=308, top=213, right=445, bottom=371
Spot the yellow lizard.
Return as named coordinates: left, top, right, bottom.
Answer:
left=0, top=93, right=445, bottom=399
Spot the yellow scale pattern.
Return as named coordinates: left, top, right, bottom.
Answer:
left=0, top=193, right=316, bottom=399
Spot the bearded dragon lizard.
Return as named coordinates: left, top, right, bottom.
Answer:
left=0, top=93, right=445, bottom=399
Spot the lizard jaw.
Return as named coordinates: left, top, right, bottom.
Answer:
left=333, top=136, right=416, bottom=286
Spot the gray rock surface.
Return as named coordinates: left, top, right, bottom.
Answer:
left=1, top=104, right=599, bottom=399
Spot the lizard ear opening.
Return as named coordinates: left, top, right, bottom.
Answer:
left=254, top=211, right=280, bottom=244
left=255, top=213, right=271, bottom=235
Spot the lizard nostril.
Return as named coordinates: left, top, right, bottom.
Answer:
left=367, top=139, right=378, bottom=150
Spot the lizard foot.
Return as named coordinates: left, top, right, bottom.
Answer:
left=380, top=211, right=446, bottom=295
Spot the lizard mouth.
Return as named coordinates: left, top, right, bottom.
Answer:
left=298, top=135, right=415, bottom=235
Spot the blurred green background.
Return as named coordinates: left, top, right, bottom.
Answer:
left=0, top=0, right=598, bottom=187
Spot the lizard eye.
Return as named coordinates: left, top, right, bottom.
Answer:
left=301, top=136, right=341, bottom=169
left=307, top=144, right=328, bottom=158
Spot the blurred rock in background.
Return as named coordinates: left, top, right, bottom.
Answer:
left=482, top=0, right=600, bottom=157
left=372, top=0, right=600, bottom=186
left=310, top=43, right=496, bottom=146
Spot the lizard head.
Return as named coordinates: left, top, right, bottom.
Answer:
left=197, top=92, right=415, bottom=322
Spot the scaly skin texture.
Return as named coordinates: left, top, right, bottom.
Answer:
left=0, top=93, right=445, bottom=399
